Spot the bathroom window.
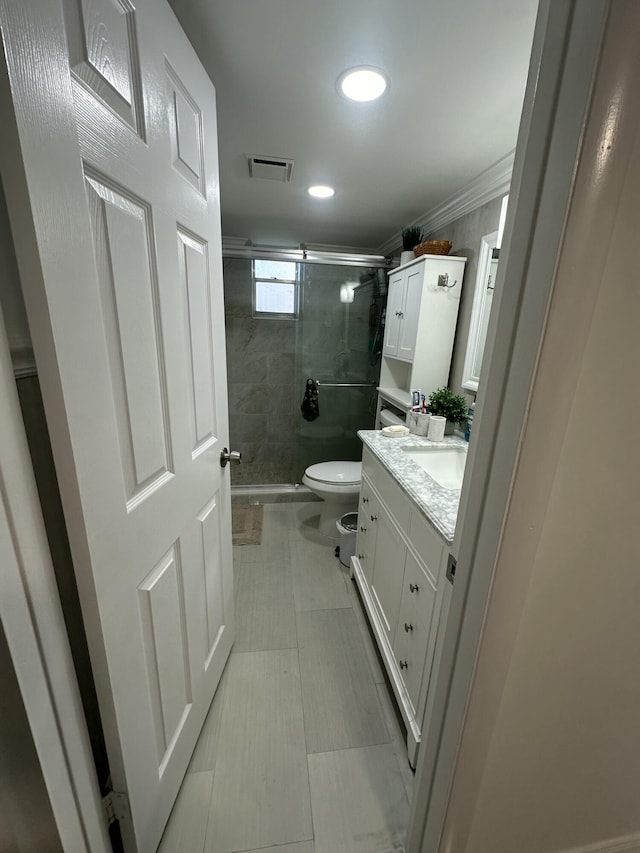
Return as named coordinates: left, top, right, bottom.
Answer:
left=253, top=260, right=299, bottom=319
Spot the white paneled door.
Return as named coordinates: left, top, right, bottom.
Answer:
left=0, top=0, right=233, bottom=850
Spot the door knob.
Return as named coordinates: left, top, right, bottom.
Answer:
left=220, top=448, right=242, bottom=468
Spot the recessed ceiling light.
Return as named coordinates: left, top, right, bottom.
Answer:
left=307, top=185, right=335, bottom=199
left=338, top=67, right=389, bottom=102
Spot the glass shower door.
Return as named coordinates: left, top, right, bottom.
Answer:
left=293, top=262, right=386, bottom=479
left=222, top=255, right=388, bottom=488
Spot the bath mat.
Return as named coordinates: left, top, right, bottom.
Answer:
left=232, top=503, right=263, bottom=546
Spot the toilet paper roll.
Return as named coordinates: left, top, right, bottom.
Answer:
left=427, top=415, right=446, bottom=442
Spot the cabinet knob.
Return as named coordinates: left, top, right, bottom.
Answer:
left=362, top=497, right=369, bottom=504
left=409, top=583, right=419, bottom=593
left=360, top=526, right=367, bottom=533
left=370, top=514, right=378, bottom=522
left=358, top=554, right=364, bottom=560
left=399, top=660, right=408, bottom=670
left=395, top=311, right=401, bottom=316
left=404, top=622, right=414, bottom=633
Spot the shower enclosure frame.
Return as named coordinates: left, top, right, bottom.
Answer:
left=223, top=240, right=393, bottom=500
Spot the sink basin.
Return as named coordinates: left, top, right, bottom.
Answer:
left=401, top=446, right=467, bottom=490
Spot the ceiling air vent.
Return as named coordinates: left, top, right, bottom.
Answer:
left=248, top=154, right=294, bottom=183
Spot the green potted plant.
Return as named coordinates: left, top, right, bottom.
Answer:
left=428, top=386, right=468, bottom=434
left=400, top=225, right=424, bottom=265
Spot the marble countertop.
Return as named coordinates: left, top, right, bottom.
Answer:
left=358, top=430, right=468, bottom=544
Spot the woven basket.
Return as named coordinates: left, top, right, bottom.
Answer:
left=414, top=240, right=452, bottom=257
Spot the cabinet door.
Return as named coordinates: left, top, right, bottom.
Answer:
left=394, top=615, right=429, bottom=713
left=397, top=265, right=423, bottom=361
left=394, top=550, right=437, bottom=711
left=356, top=476, right=379, bottom=584
left=383, top=271, right=405, bottom=358
left=370, top=507, right=406, bottom=643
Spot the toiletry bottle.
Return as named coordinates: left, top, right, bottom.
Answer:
left=465, top=402, right=475, bottom=442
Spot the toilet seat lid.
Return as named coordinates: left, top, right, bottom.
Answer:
left=305, top=461, right=362, bottom=485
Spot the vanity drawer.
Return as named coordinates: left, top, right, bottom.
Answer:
left=408, top=509, right=444, bottom=585
left=362, top=447, right=411, bottom=531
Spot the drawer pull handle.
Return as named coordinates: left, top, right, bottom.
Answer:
left=404, top=622, right=414, bottom=633
left=370, top=514, right=378, bottom=522
left=362, top=497, right=369, bottom=504
left=360, top=526, right=367, bottom=533
left=399, top=660, right=408, bottom=670
left=409, top=583, right=419, bottom=593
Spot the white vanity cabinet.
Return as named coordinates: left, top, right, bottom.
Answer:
left=356, top=475, right=380, bottom=585
left=352, top=446, right=450, bottom=766
left=378, top=254, right=467, bottom=423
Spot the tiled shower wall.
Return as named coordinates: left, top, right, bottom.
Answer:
left=223, top=258, right=384, bottom=486
left=223, top=258, right=298, bottom=485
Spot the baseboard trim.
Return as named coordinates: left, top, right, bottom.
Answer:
left=231, top=483, right=319, bottom=503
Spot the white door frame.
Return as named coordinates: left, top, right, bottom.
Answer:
left=0, top=299, right=109, bottom=849
left=407, top=1, right=611, bottom=850
left=0, top=0, right=614, bottom=850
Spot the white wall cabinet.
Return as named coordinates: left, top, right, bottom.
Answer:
left=383, top=264, right=424, bottom=361
left=382, top=269, right=405, bottom=359
left=352, top=447, right=450, bottom=766
left=378, top=254, right=467, bottom=424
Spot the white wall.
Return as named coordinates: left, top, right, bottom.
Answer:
left=439, top=3, right=640, bottom=851
left=0, top=622, right=63, bottom=853
left=426, top=196, right=503, bottom=399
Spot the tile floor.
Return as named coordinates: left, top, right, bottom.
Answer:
left=159, top=502, right=413, bottom=853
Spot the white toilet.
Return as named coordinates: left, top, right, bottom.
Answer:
left=302, top=461, right=362, bottom=538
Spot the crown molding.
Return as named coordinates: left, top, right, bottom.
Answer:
left=222, top=235, right=253, bottom=249
left=377, top=150, right=515, bottom=256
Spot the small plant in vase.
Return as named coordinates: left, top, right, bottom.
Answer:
left=400, top=225, right=423, bottom=265
left=428, top=387, right=468, bottom=434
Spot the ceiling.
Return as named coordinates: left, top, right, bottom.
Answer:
left=168, top=0, right=539, bottom=252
